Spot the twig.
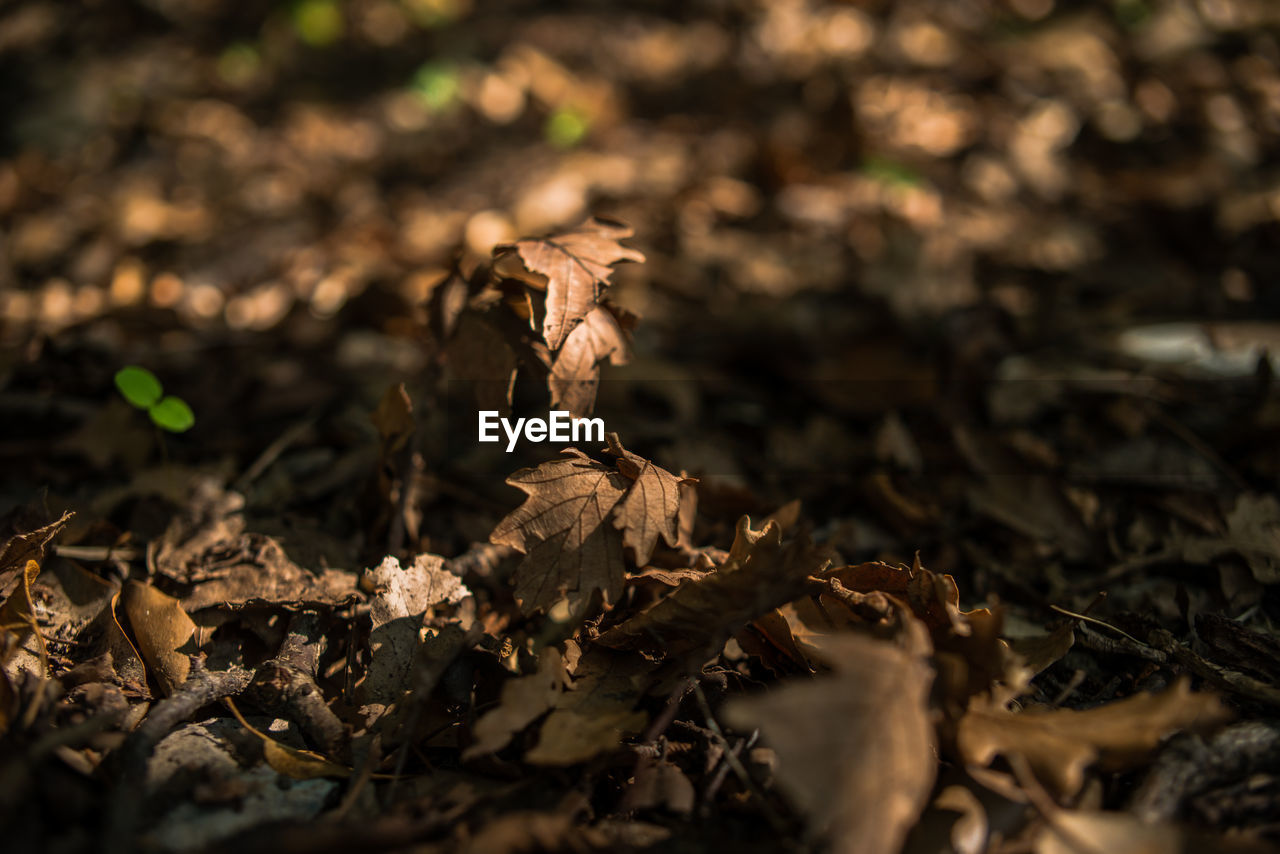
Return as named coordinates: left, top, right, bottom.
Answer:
left=105, top=658, right=252, bottom=853
left=691, top=682, right=792, bottom=839
left=246, top=611, right=347, bottom=759
left=703, top=730, right=758, bottom=813
left=53, top=544, right=142, bottom=562
left=1147, top=628, right=1280, bottom=708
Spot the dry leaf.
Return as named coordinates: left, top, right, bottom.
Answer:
left=490, top=435, right=690, bottom=614
left=362, top=553, right=471, bottom=704
left=446, top=311, right=519, bottom=415
left=491, top=448, right=628, bottom=613
left=604, top=433, right=688, bottom=567
left=597, top=517, right=828, bottom=668
left=0, top=510, right=71, bottom=596
left=547, top=305, right=629, bottom=417
left=524, top=649, right=648, bottom=765
left=464, top=646, right=568, bottom=759
left=494, top=216, right=644, bottom=350
left=725, top=633, right=936, bottom=854
left=122, top=580, right=198, bottom=695
left=226, top=697, right=352, bottom=780
left=957, top=677, right=1232, bottom=797
left=1033, top=809, right=1278, bottom=854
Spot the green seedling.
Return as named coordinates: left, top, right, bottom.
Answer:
left=114, top=366, right=195, bottom=433
left=411, top=61, right=461, bottom=112
left=544, top=106, right=590, bottom=149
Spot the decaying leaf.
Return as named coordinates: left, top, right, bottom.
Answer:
left=493, top=216, right=644, bottom=351
left=123, top=580, right=198, bottom=695
left=524, top=649, right=648, bottom=765
left=491, top=436, right=687, bottom=613
left=464, top=646, right=568, bottom=759
left=725, top=633, right=936, bottom=854
left=597, top=517, right=828, bottom=668
left=153, top=478, right=357, bottom=610
left=548, top=305, right=628, bottom=417
left=362, top=553, right=471, bottom=705
left=957, top=677, right=1232, bottom=797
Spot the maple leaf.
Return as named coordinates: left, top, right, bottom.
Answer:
left=490, top=436, right=687, bottom=613
left=491, top=448, right=629, bottom=613
left=548, top=305, right=628, bottom=417
left=493, top=216, right=644, bottom=351
left=725, top=633, right=936, bottom=854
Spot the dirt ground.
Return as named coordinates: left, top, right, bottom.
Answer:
left=3, top=1, right=1280, bottom=852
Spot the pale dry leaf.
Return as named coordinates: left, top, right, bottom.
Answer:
left=724, top=633, right=936, bottom=854
left=362, top=553, right=472, bottom=704
left=957, top=677, right=1232, bottom=797
left=525, top=649, right=648, bottom=765
left=548, top=305, right=628, bottom=417
left=605, top=433, right=688, bottom=567
left=490, top=449, right=629, bottom=613
left=123, top=580, right=197, bottom=695
left=464, top=646, right=568, bottom=759
left=496, top=216, right=644, bottom=350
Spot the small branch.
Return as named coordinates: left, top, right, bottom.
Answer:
left=246, top=611, right=347, bottom=759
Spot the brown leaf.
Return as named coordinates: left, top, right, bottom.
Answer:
left=957, top=677, right=1232, bottom=797
left=597, top=517, right=827, bottom=667
left=524, top=649, right=648, bottom=765
left=0, top=510, right=72, bottom=596
left=464, top=646, right=568, bottom=759
left=1033, top=810, right=1279, bottom=854
left=122, top=580, right=198, bottom=695
left=495, top=216, right=644, bottom=351
left=0, top=560, right=47, bottom=674
left=605, top=433, right=688, bottom=567
left=724, top=633, right=936, bottom=854
left=548, top=305, right=628, bottom=417
left=226, top=698, right=351, bottom=780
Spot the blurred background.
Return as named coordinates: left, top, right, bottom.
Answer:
left=2, top=0, right=1279, bottom=569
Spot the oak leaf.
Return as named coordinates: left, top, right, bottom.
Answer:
left=464, top=647, right=569, bottom=759
left=524, top=648, right=648, bottom=765
left=490, top=436, right=687, bottom=613
left=724, top=633, right=936, bottom=854
left=494, top=216, right=644, bottom=351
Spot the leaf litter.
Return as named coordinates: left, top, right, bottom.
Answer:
left=6, top=4, right=1280, bottom=851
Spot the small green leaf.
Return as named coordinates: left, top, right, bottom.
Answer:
left=115, top=367, right=164, bottom=410
left=411, top=61, right=460, bottom=112
left=293, top=0, right=344, bottom=48
left=544, top=107, right=590, bottom=149
left=150, top=397, right=195, bottom=433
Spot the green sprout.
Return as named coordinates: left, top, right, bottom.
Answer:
left=114, top=366, right=195, bottom=433
left=544, top=106, right=590, bottom=149
left=410, top=61, right=460, bottom=112
left=292, top=0, right=344, bottom=48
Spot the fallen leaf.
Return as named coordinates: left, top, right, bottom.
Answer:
left=725, top=633, right=936, bottom=854
left=445, top=311, right=519, bottom=415
left=604, top=433, right=688, bottom=567
left=1033, top=809, right=1278, bottom=854
left=0, top=510, right=72, bottom=596
left=491, top=448, right=628, bottom=614
left=548, top=305, right=628, bottom=417
left=494, top=216, right=644, bottom=350
left=362, top=553, right=471, bottom=705
left=524, top=649, right=648, bottom=765
left=0, top=560, right=47, bottom=670
left=464, top=646, right=568, bottom=759
left=225, top=697, right=352, bottom=780
left=597, top=517, right=828, bottom=669
left=957, top=677, right=1232, bottom=797
left=122, top=580, right=198, bottom=695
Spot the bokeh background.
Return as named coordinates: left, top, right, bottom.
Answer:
left=3, top=0, right=1279, bottom=561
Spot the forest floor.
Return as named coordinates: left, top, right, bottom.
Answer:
left=4, top=1, right=1280, bottom=852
